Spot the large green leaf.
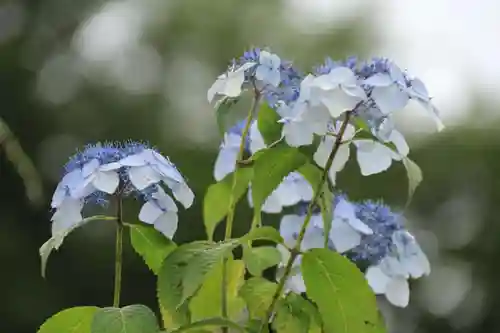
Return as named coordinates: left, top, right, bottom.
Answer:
left=257, top=103, right=282, bottom=145
left=158, top=240, right=239, bottom=329
left=40, top=215, right=112, bottom=278
left=38, top=306, right=98, bottom=333
left=251, top=146, right=307, bottom=214
left=402, top=157, right=423, bottom=208
left=301, top=249, right=385, bottom=333
left=240, top=226, right=284, bottom=245
left=130, top=224, right=176, bottom=274
left=91, top=305, right=159, bottom=333
left=203, top=168, right=253, bottom=240
left=239, top=277, right=277, bottom=320
left=243, top=246, right=282, bottom=276
left=189, top=259, right=246, bottom=321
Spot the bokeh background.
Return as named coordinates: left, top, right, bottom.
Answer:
left=1, top=1, right=500, bottom=332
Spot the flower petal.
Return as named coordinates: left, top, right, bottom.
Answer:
left=385, top=277, right=410, bottom=307
left=92, top=171, right=120, bottom=194
left=139, top=201, right=163, bottom=224
left=154, top=211, right=179, bottom=238
left=128, top=165, right=162, bottom=190
left=366, top=265, right=391, bottom=294
left=354, top=140, right=393, bottom=176
left=214, top=147, right=238, bottom=181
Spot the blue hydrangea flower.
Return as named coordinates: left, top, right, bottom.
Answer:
left=50, top=142, right=194, bottom=238
left=276, top=195, right=430, bottom=307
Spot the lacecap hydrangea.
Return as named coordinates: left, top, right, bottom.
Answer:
left=276, top=196, right=430, bottom=308
left=51, top=142, right=194, bottom=239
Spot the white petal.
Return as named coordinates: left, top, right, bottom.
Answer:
left=99, top=162, right=122, bottom=171
left=120, top=152, right=148, bottom=167
left=277, top=244, right=290, bottom=263
left=214, top=147, right=238, bottom=181
left=329, top=218, right=362, bottom=253
left=92, top=171, right=120, bottom=194
left=128, top=165, right=162, bottom=190
left=371, top=85, right=409, bottom=115
left=388, top=130, right=409, bottom=157
left=280, top=214, right=304, bottom=247
left=283, top=122, right=313, bottom=147
left=354, top=140, right=393, bottom=176
left=347, top=218, right=373, bottom=235
left=82, top=159, right=100, bottom=178
left=165, top=180, right=194, bottom=209
left=274, top=181, right=301, bottom=207
left=249, top=122, right=267, bottom=154
left=313, top=137, right=334, bottom=167
left=294, top=177, right=314, bottom=202
left=139, top=201, right=163, bottom=224
left=51, top=198, right=83, bottom=235
left=286, top=273, right=306, bottom=294
left=320, top=89, right=361, bottom=118
left=327, top=67, right=357, bottom=86
left=299, top=105, right=330, bottom=136
left=150, top=151, right=185, bottom=183
left=363, top=73, right=393, bottom=87
left=153, top=187, right=178, bottom=212
left=366, top=265, right=391, bottom=294
left=154, top=211, right=179, bottom=238
left=342, top=85, right=367, bottom=100
left=408, top=78, right=429, bottom=100
left=331, top=144, right=350, bottom=173
left=385, top=277, right=410, bottom=307
left=261, top=193, right=284, bottom=214
left=302, top=227, right=324, bottom=251
left=392, top=231, right=430, bottom=278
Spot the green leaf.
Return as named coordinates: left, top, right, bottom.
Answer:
left=298, top=163, right=334, bottom=248
left=129, top=224, right=176, bottom=274
left=239, top=277, right=278, bottom=320
left=402, top=157, right=423, bottom=208
left=215, top=96, right=240, bottom=136
left=189, top=259, right=246, bottom=321
left=276, top=294, right=323, bottom=333
left=257, top=102, right=282, bottom=145
left=157, top=240, right=240, bottom=328
left=39, top=215, right=110, bottom=278
left=251, top=146, right=308, bottom=214
left=91, top=305, right=159, bottom=333
left=243, top=246, right=282, bottom=276
left=240, top=226, right=284, bottom=245
left=170, top=317, right=247, bottom=333
left=38, top=306, right=98, bottom=333
left=272, top=296, right=309, bottom=333
left=301, top=249, right=386, bottom=333
left=203, top=167, right=253, bottom=240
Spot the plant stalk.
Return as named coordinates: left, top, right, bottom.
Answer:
left=113, top=195, right=124, bottom=308
left=258, top=111, right=352, bottom=332
left=221, top=88, right=261, bottom=331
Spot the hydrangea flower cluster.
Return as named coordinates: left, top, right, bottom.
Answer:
left=277, top=196, right=430, bottom=307
left=50, top=142, right=194, bottom=238
left=209, top=48, right=443, bottom=185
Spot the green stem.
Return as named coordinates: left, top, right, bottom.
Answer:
left=258, top=111, right=352, bottom=332
left=221, top=88, right=261, bottom=330
left=113, top=195, right=124, bottom=308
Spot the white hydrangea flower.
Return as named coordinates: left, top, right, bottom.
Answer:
left=366, top=256, right=411, bottom=307
left=119, top=149, right=194, bottom=208
left=363, top=63, right=409, bottom=115
left=207, top=62, right=256, bottom=102
left=392, top=230, right=431, bottom=279
left=311, top=67, right=367, bottom=118
left=329, top=198, right=373, bottom=253
left=139, top=187, right=179, bottom=238
left=407, top=77, right=445, bottom=131
left=255, top=51, right=281, bottom=87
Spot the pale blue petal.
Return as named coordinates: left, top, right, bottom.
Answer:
left=385, top=277, right=410, bottom=307
left=354, top=140, right=393, bottom=176
left=366, top=265, right=391, bottom=294
left=154, top=211, right=179, bottom=238
left=214, top=147, right=238, bottom=181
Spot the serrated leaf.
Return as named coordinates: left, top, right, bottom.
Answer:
left=203, top=168, right=253, bottom=240
left=239, top=277, right=277, bottom=320
left=158, top=240, right=240, bottom=327
left=189, top=259, right=246, bottom=322
left=257, top=103, right=282, bottom=145
left=298, top=163, right=334, bottom=248
left=91, top=305, right=159, bottom=333
left=272, top=296, right=309, bottom=333
left=244, top=246, right=282, bottom=276
left=40, top=215, right=104, bottom=278
left=38, top=306, right=98, bottom=333
left=402, top=157, right=423, bottom=208
left=158, top=242, right=213, bottom=328
left=240, top=226, right=283, bottom=245
left=301, top=249, right=386, bottom=333
left=130, top=224, right=176, bottom=274
left=251, top=146, right=307, bottom=214
left=181, top=240, right=239, bottom=304
left=170, top=317, right=247, bottom=333
left=215, top=96, right=240, bottom=136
